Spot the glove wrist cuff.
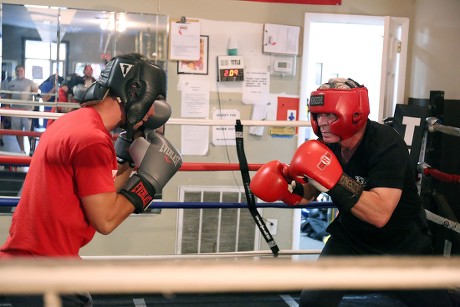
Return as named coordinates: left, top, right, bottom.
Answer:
left=121, top=175, right=156, bottom=213
left=328, top=174, right=363, bottom=211
left=291, top=181, right=304, bottom=197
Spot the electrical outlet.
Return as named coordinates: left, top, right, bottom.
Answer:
left=266, top=219, right=278, bottom=235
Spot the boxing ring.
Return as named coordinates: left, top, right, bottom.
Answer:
left=1, top=107, right=460, bottom=306
left=0, top=257, right=459, bottom=306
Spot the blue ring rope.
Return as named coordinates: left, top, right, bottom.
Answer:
left=0, top=197, right=334, bottom=209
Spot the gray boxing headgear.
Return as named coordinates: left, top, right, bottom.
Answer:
left=79, top=54, right=167, bottom=128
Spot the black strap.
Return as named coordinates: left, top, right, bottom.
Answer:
left=235, top=120, right=279, bottom=256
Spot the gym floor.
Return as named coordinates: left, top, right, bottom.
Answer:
left=90, top=292, right=408, bottom=306
left=0, top=291, right=408, bottom=306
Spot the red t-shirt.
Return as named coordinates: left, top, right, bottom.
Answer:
left=0, top=107, right=117, bottom=257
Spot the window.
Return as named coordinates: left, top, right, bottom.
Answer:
left=24, top=39, right=67, bottom=85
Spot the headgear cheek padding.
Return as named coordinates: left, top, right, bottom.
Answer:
left=80, top=54, right=167, bottom=126
left=309, top=81, right=370, bottom=141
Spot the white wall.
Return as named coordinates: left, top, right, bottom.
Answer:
left=410, top=0, right=460, bottom=99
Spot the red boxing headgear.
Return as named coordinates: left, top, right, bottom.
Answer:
left=309, top=82, right=370, bottom=141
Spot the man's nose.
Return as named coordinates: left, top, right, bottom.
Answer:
left=317, top=114, right=328, bottom=125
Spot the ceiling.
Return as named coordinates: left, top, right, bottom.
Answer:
left=2, top=3, right=168, bottom=36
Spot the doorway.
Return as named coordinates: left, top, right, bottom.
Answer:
left=294, top=13, right=409, bottom=252
left=307, top=22, right=383, bottom=119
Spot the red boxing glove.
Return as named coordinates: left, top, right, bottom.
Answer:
left=290, top=140, right=363, bottom=211
left=250, top=160, right=304, bottom=206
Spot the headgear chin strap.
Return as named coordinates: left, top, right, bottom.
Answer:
left=79, top=54, right=167, bottom=129
left=309, top=78, right=370, bottom=141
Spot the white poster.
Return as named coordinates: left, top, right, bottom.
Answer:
left=211, top=109, right=240, bottom=146
left=263, top=23, right=301, bottom=55
left=242, top=70, right=270, bottom=105
left=169, top=21, right=201, bottom=61
left=181, top=125, right=209, bottom=156
left=180, top=77, right=210, bottom=118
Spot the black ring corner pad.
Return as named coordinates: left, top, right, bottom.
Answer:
left=235, top=119, right=280, bottom=257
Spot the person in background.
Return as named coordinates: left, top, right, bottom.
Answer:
left=0, top=69, right=12, bottom=147
left=82, top=64, right=96, bottom=88
left=0, top=53, right=182, bottom=306
left=250, top=78, right=454, bottom=307
left=6, top=65, right=38, bottom=154
left=38, top=73, right=64, bottom=102
left=58, top=74, right=85, bottom=104
left=45, top=74, right=84, bottom=128
left=38, top=73, right=64, bottom=127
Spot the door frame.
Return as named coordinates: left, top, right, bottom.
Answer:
left=379, top=16, right=410, bottom=121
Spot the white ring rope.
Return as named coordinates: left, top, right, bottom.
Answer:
left=425, top=209, right=460, bottom=234
left=0, top=90, right=39, bottom=96
left=82, top=249, right=322, bottom=260
left=426, top=117, right=460, bottom=137
left=0, top=256, right=459, bottom=297
left=0, top=108, right=311, bottom=127
left=0, top=99, right=81, bottom=110
left=430, top=123, right=460, bottom=137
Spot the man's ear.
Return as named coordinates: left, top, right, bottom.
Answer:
left=352, top=112, right=362, bottom=124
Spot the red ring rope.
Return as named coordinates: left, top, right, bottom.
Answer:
left=0, top=155, right=263, bottom=171
left=1, top=129, right=125, bottom=142
left=423, top=167, right=460, bottom=184
left=0, top=129, right=43, bottom=137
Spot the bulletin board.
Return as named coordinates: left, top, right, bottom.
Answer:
left=194, top=19, right=271, bottom=93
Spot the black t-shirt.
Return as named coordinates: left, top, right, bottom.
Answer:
left=325, top=120, right=432, bottom=255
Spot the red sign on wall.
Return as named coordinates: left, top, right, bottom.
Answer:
left=242, top=0, right=341, bottom=4
left=275, top=96, right=300, bottom=135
